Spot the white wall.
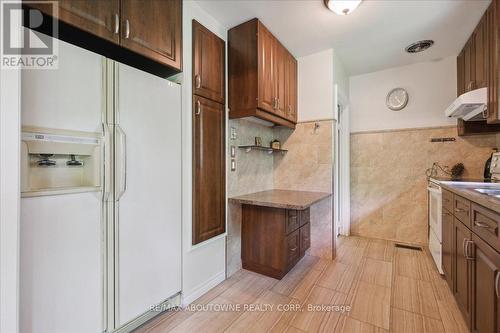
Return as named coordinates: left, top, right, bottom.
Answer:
left=0, top=17, right=21, bottom=333
left=349, top=56, right=457, bottom=133
left=333, top=49, right=349, bottom=101
left=298, top=48, right=349, bottom=122
left=298, top=49, right=334, bottom=122
left=180, top=0, right=227, bottom=305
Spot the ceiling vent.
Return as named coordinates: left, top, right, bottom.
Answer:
left=405, top=40, right=434, bottom=53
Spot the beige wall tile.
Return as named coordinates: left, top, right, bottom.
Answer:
left=351, top=126, right=497, bottom=245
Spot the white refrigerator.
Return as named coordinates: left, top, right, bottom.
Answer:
left=20, top=38, right=182, bottom=333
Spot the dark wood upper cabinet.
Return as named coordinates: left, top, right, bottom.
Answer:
left=474, top=15, right=488, bottom=90
left=192, top=20, right=225, bottom=104
left=229, top=18, right=297, bottom=129
left=457, top=50, right=465, bottom=96
left=120, top=0, right=182, bottom=71
left=488, top=0, right=500, bottom=124
left=274, top=40, right=287, bottom=118
left=257, top=22, right=277, bottom=114
left=23, top=0, right=182, bottom=76
left=192, top=95, right=226, bottom=245
left=471, top=234, right=500, bottom=333
left=27, top=0, right=120, bottom=43
left=464, top=37, right=475, bottom=92
left=456, top=0, right=500, bottom=133
left=285, top=51, right=298, bottom=123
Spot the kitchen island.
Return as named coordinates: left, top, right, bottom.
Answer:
left=230, top=190, right=331, bottom=279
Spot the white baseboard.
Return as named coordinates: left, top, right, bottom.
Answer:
left=181, top=271, right=225, bottom=307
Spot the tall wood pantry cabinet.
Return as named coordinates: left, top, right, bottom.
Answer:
left=192, top=21, right=226, bottom=245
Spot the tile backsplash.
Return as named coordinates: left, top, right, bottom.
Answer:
left=274, top=121, right=334, bottom=259
left=226, top=119, right=275, bottom=277
left=350, top=126, right=498, bottom=245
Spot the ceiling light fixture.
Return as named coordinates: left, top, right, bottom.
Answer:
left=405, top=40, right=434, bottom=53
left=324, top=0, right=363, bottom=15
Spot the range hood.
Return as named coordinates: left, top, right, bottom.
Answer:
left=445, top=87, right=487, bottom=121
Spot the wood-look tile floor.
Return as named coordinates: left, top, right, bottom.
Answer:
left=135, top=236, right=468, bottom=333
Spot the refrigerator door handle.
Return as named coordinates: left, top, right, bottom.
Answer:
left=102, top=123, right=112, bottom=202
left=116, top=125, right=127, bottom=200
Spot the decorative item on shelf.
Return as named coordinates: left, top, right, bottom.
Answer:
left=255, top=136, right=262, bottom=147
left=270, top=140, right=281, bottom=150
left=450, top=163, right=465, bottom=180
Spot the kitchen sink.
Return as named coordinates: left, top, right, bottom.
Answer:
left=474, top=188, right=500, bottom=198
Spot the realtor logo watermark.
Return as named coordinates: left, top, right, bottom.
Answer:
left=1, top=1, right=58, bottom=69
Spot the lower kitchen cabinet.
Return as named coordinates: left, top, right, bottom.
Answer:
left=241, top=205, right=310, bottom=279
left=471, top=234, right=500, bottom=333
left=453, top=218, right=473, bottom=326
left=440, top=188, right=500, bottom=332
left=442, top=209, right=454, bottom=289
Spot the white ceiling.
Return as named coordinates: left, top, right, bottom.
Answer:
left=194, top=0, right=491, bottom=76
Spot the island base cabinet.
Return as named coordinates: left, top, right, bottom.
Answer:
left=471, top=234, right=500, bottom=333
left=241, top=204, right=310, bottom=279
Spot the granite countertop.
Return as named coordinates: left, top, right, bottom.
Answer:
left=229, top=189, right=332, bottom=210
left=434, top=179, right=500, bottom=214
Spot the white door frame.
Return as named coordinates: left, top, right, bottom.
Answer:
left=333, top=85, right=350, bottom=236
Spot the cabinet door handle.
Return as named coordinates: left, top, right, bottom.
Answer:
left=195, top=100, right=201, bottom=116
left=474, top=221, right=491, bottom=229
left=195, top=74, right=201, bottom=89
left=114, top=14, right=119, bottom=34
left=124, top=19, right=130, bottom=39
left=496, top=271, right=500, bottom=298
left=290, top=247, right=297, bottom=253
left=465, top=240, right=474, bottom=260
left=455, top=207, right=466, bottom=213
left=483, top=108, right=489, bottom=119
left=467, top=81, right=475, bottom=91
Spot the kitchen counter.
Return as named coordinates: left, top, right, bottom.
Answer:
left=436, top=180, right=500, bottom=214
left=229, top=189, right=331, bottom=210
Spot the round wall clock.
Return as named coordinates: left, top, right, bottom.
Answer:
left=386, top=88, right=409, bottom=111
